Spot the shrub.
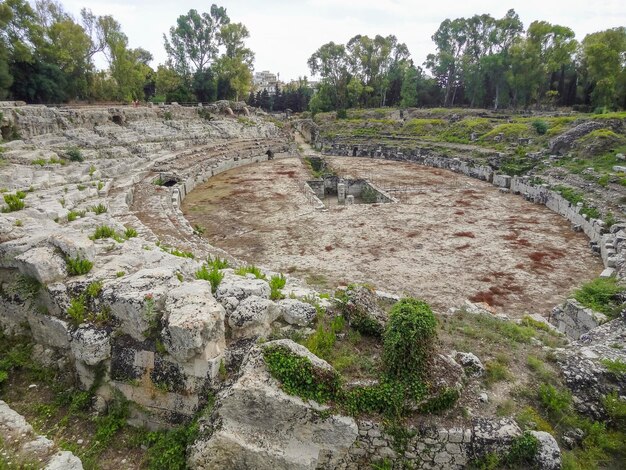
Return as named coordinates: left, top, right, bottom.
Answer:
left=343, top=380, right=407, bottom=417
left=336, top=109, right=348, bottom=119
left=66, top=147, right=84, bottom=162
left=383, top=298, right=437, bottom=380
left=603, top=391, right=626, bottom=427
left=3, top=193, right=25, bottom=212
left=145, top=422, right=199, bottom=470
left=66, top=256, right=93, bottom=276
left=86, top=280, right=103, bottom=298
left=208, top=256, right=229, bottom=269
left=195, top=265, right=223, bottom=293
left=574, top=277, right=623, bottom=317
left=263, top=345, right=340, bottom=403
left=539, top=383, right=571, bottom=417
left=504, top=431, right=539, bottom=465
left=304, top=311, right=336, bottom=361
left=269, top=274, right=286, bottom=300
left=532, top=119, right=548, bottom=135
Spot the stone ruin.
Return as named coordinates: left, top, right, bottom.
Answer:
left=0, top=102, right=624, bottom=469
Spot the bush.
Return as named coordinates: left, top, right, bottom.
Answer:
left=504, top=431, right=539, bottom=465
left=67, top=296, right=87, bottom=325
left=263, top=345, right=340, bottom=403
left=539, top=383, right=571, bottom=417
left=343, top=380, right=407, bottom=417
left=336, top=109, right=348, bottom=119
left=145, top=422, right=199, bottom=470
left=574, top=277, right=623, bottom=317
left=418, top=387, right=460, bottom=414
left=66, top=256, right=93, bottom=276
left=383, top=298, right=437, bottom=380
left=66, top=147, right=83, bottom=162
left=532, top=119, right=548, bottom=135
left=2, top=193, right=25, bottom=212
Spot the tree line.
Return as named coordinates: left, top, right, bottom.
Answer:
left=308, top=9, right=626, bottom=112
left=0, top=0, right=256, bottom=103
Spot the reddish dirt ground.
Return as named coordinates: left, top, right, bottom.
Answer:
left=182, top=156, right=603, bottom=316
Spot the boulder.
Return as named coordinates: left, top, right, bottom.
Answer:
left=161, top=281, right=226, bottom=363
left=278, top=299, right=317, bottom=326
left=70, top=327, right=111, bottom=366
left=48, top=233, right=96, bottom=262
left=472, top=417, right=521, bottom=457
left=530, top=431, right=561, bottom=470
left=550, top=299, right=608, bottom=339
left=15, top=245, right=67, bottom=284
left=188, top=340, right=358, bottom=469
left=228, top=296, right=280, bottom=339
left=549, top=120, right=606, bottom=155
left=340, top=285, right=386, bottom=335
left=455, top=352, right=485, bottom=377
left=216, top=274, right=270, bottom=302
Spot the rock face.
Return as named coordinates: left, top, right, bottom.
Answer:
left=340, top=285, right=387, bottom=335
left=278, top=298, right=317, bottom=326
left=549, top=120, right=606, bottom=154
left=557, top=317, right=626, bottom=419
left=161, top=281, right=226, bottom=363
left=455, top=351, right=485, bottom=377
left=228, top=296, right=280, bottom=339
left=550, top=299, right=608, bottom=339
left=531, top=431, right=562, bottom=470
left=188, top=340, right=358, bottom=470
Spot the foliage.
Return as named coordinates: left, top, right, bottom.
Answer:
left=383, top=298, right=437, bottom=381
left=65, top=147, right=83, bottom=162
left=263, top=345, right=341, bottom=404
left=66, top=255, right=93, bottom=276
left=573, top=277, right=624, bottom=317
left=234, top=265, right=266, bottom=279
left=67, top=210, right=84, bottom=222
left=532, top=119, right=548, bottom=135
left=90, top=225, right=123, bottom=242
left=144, top=422, right=199, bottom=470
left=67, top=295, right=87, bottom=325
left=603, top=391, right=626, bottom=427
left=504, top=431, right=540, bottom=466
left=538, top=383, right=572, bottom=417
left=2, top=193, right=25, bottom=212
left=342, top=380, right=408, bottom=417
left=601, top=359, right=626, bottom=377
left=269, top=274, right=286, bottom=300
left=195, top=264, right=224, bottom=293
left=124, top=227, right=138, bottom=238
left=90, top=203, right=107, bottom=215
left=418, top=387, right=460, bottom=414
left=208, top=256, right=229, bottom=269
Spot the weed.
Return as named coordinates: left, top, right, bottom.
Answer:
left=66, top=147, right=83, bottom=162
left=144, top=421, right=199, bottom=470
left=208, top=256, right=229, bottom=269
left=419, top=387, right=460, bottom=414
left=269, top=274, right=286, bottom=300
left=14, top=219, right=22, bottom=226
left=195, top=265, right=224, bottom=293
left=67, top=296, right=87, bottom=325
left=2, top=193, right=25, bottom=212
left=124, top=227, right=138, bottom=238
left=235, top=265, right=266, bottom=280
left=97, top=181, right=104, bottom=191
left=485, top=359, right=511, bottom=386
left=601, top=358, right=626, bottom=377
left=516, top=406, right=554, bottom=434
left=90, top=203, right=107, bottom=214
left=86, top=281, right=103, bottom=298
left=538, top=383, right=571, bottom=418
left=116, top=271, right=125, bottom=277
left=574, top=277, right=624, bottom=317
left=91, top=225, right=124, bottom=242
left=66, top=256, right=93, bottom=276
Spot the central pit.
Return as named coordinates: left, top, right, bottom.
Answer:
left=182, top=156, right=602, bottom=315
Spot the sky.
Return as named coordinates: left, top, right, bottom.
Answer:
left=60, top=0, right=626, bottom=81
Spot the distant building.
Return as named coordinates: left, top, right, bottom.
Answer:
left=253, top=70, right=283, bottom=95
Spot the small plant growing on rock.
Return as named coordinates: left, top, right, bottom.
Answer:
left=91, top=225, right=124, bottom=242
left=531, top=119, right=548, bottom=135
left=124, top=227, right=138, bottom=238
left=383, top=298, right=437, bottom=381
left=90, top=203, right=107, bottom=215
left=208, top=256, right=229, bottom=269
left=196, top=265, right=224, bottom=293
left=234, top=265, right=266, bottom=280
left=67, top=295, right=87, bottom=325
left=573, top=277, right=624, bottom=317
left=2, top=193, right=25, bottom=212
left=66, top=147, right=84, bottom=162
left=269, top=274, right=286, bottom=300
left=66, top=255, right=93, bottom=276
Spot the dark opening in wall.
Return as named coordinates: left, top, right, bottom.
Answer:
left=162, top=179, right=177, bottom=187
left=112, top=115, right=123, bottom=125
left=0, top=125, right=10, bottom=140
left=352, top=146, right=358, bottom=156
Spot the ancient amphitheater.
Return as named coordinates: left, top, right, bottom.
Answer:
left=0, top=102, right=624, bottom=469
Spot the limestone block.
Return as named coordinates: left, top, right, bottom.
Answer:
left=70, top=326, right=111, bottom=366
left=550, top=299, right=608, bottom=339
left=229, top=296, right=280, bottom=339
left=278, top=299, right=317, bottom=326
left=472, top=417, right=521, bottom=457
left=101, top=267, right=181, bottom=341
left=27, top=310, right=71, bottom=349
left=15, top=245, right=67, bottom=284
left=162, top=281, right=226, bottom=363
left=216, top=274, right=270, bottom=302
left=530, top=431, right=561, bottom=470
left=188, top=340, right=357, bottom=470
left=48, top=232, right=96, bottom=262
left=0, top=400, right=34, bottom=437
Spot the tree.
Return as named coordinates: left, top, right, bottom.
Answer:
left=580, top=27, right=626, bottom=109
left=163, top=6, right=229, bottom=80
left=308, top=42, right=349, bottom=109
left=213, top=22, right=254, bottom=101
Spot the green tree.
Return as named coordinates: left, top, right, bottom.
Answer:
left=308, top=41, right=349, bottom=109
left=580, top=27, right=626, bottom=109
left=213, top=22, right=254, bottom=100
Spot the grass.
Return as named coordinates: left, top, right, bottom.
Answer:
left=269, top=274, right=286, bottom=300
left=66, top=256, right=93, bottom=276
left=195, top=264, right=224, bottom=293
left=601, top=359, right=626, bottom=377
left=67, top=210, right=85, bottom=222
left=573, top=277, right=624, bottom=318
left=234, top=265, right=266, bottom=280
left=90, top=203, right=107, bottom=215
left=2, top=193, right=25, bottom=212
left=90, top=225, right=124, bottom=243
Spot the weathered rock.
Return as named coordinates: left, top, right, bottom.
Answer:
left=278, top=299, right=317, bottom=326
left=340, top=285, right=386, bottom=335
left=530, top=431, right=561, bottom=470
left=28, top=310, right=71, bottom=349
left=228, top=296, right=280, bottom=339
left=70, top=326, right=111, bottom=366
left=48, top=233, right=96, bottom=262
left=472, top=417, right=521, bottom=457
left=188, top=340, right=357, bottom=469
left=45, top=451, right=84, bottom=470
left=455, top=352, right=485, bottom=377
left=549, top=120, right=606, bottom=155
left=216, top=274, right=271, bottom=302
left=161, top=281, right=226, bottom=363
left=550, top=299, right=608, bottom=339
left=15, top=245, right=67, bottom=284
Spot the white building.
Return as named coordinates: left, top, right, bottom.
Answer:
left=253, top=70, right=282, bottom=95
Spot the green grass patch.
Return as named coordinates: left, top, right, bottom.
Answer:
left=573, top=277, right=624, bottom=318
left=234, top=265, right=266, bottom=280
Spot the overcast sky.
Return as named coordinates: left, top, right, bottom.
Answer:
left=60, top=0, right=626, bottom=81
